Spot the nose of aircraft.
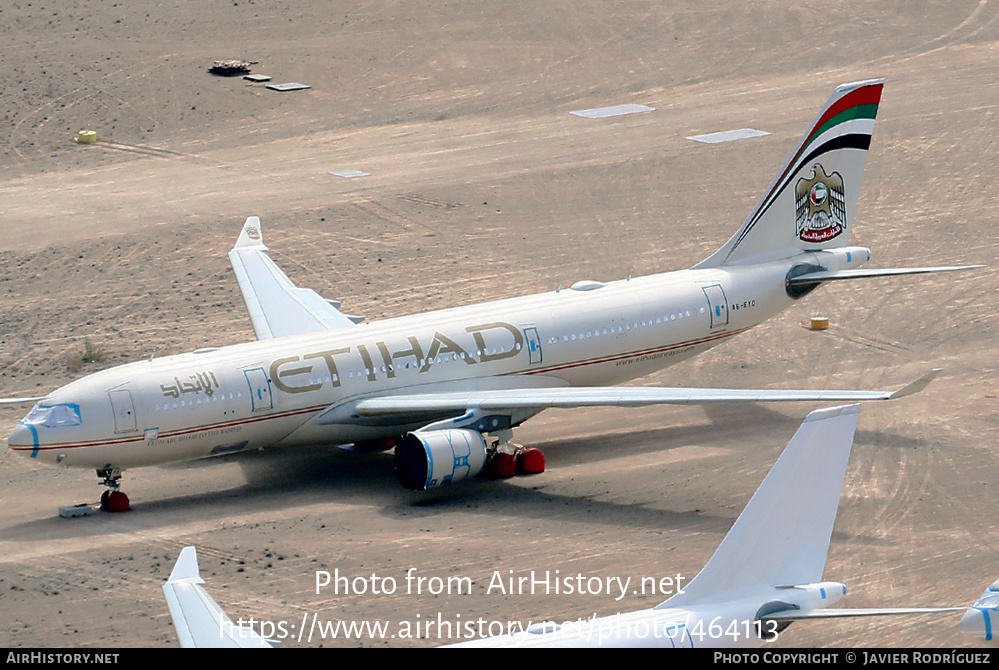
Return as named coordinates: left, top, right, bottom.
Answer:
left=8, top=423, right=36, bottom=454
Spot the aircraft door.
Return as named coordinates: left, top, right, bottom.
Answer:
left=701, top=283, right=730, bottom=329
left=522, top=326, right=543, bottom=365
left=243, top=367, right=273, bottom=412
left=108, top=389, right=137, bottom=434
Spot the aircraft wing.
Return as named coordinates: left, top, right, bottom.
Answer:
left=0, top=396, right=45, bottom=405
left=351, top=369, right=940, bottom=417
left=162, top=546, right=274, bottom=648
left=228, top=216, right=361, bottom=340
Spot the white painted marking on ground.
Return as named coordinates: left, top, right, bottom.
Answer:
left=570, top=103, right=656, bottom=119
left=685, top=128, right=771, bottom=144
left=329, top=169, right=370, bottom=178
left=266, top=82, right=311, bottom=92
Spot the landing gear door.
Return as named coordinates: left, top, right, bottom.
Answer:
left=701, top=283, right=730, bottom=329
left=522, top=326, right=543, bottom=365
left=108, top=389, right=137, bottom=434
left=243, top=367, right=273, bottom=412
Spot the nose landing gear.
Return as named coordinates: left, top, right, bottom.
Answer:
left=97, top=467, right=130, bottom=512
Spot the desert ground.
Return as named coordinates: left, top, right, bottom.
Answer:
left=0, top=0, right=996, bottom=649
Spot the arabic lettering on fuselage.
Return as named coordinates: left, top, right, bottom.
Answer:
left=161, top=371, right=220, bottom=399
left=271, top=322, right=526, bottom=395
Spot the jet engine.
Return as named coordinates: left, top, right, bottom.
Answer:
left=395, top=428, right=488, bottom=491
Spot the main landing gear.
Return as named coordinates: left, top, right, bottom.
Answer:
left=481, top=435, right=546, bottom=480
left=97, top=467, right=130, bottom=512
left=395, top=426, right=547, bottom=490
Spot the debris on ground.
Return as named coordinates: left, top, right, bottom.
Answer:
left=209, top=60, right=259, bottom=76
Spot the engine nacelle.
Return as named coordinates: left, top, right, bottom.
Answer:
left=960, top=579, right=999, bottom=644
left=395, top=429, right=488, bottom=491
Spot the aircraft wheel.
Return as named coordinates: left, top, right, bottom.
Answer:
left=484, top=452, right=517, bottom=479
left=102, top=491, right=131, bottom=513
left=516, top=448, right=546, bottom=475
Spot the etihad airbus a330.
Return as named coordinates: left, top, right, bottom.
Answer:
left=3, top=78, right=978, bottom=510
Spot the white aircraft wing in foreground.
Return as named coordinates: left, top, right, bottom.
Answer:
left=227, top=216, right=363, bottom=339
left=163, top=405, right=994, bottom=648
left=5, top=78, right=982, bottom=508
left=162, top=546, right=274, bottom=649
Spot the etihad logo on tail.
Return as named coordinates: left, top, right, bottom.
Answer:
left=795, top=163, right=846, bottom=243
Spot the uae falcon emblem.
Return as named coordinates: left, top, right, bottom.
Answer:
left=795, top=164, right=846, bottom=243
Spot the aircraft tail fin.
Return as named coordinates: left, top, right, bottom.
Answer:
left=695, top=79, right=883, bottom=268
left=660, top=404, right=859, bottom=608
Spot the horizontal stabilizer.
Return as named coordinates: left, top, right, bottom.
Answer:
left=162, top=546, right=274, bottom=648
left=764, top=606, right=965, bottom=621
left=352, top=371, right=938, bottom=417
left=787, top=265, right=985, bottom=286
left=228, top=216, right=359, bottom=340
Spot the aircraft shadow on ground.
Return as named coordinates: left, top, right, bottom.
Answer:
left=0, top=405, right=927, bottom=545
left=524, top=402, right=929, bottom=468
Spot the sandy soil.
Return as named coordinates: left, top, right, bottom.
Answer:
left=0, top=0, right=996, bottom=648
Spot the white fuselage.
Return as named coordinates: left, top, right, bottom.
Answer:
left=8, top=247, right=869, bottom=469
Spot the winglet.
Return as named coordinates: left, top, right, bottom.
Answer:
left=162, top=546, right=275, bottom=648
left=168, top=546, right=205, bottom=584
left=888, top=368, right=942, bottom=400
left=233, top=216, right=267, bottom=250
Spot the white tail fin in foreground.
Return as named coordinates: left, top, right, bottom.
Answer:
left=696, top=79, right=884, bottom=268
left=661, top=404, right=860, bottom=608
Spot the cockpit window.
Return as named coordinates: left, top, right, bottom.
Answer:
left=25, top=403, right=82, bottom=428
